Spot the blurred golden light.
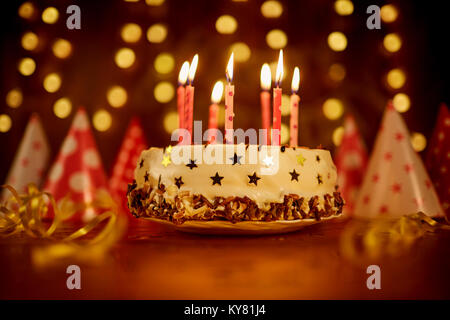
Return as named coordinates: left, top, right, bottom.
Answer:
left=281, top=94, right=290, bottom=116
left=215, top=15, right=238, bottom=34
left=115, top=48, right=136, bottom=69
left=393, top=93, right=410, bottom=113
left=18, top=2, right=35, bottom=20
left=53, top=97, right=72, bottom=119
left=387, top=69, right=406, bottom=89
left=381, top=4, right=398, bottom=23
left=261, top=1, right=283, bottom=18
left=52, top=39, right=72, bottom=59
left=43, top=73, right=62, bottom=93
left=229, top=42, right=251, bottom=63
left=154, top=82, right=175, bottom=103
left=410, top=132, right=427, bottom=152
left=329, top=63, right=346, bottom=81
left=42, top=7, right=59, bottom=24
left=332, top=126, right=345, bottom=146
left=146, top=24, right=167, bottom=43
left=334, top=0, right=354, bottom=16
left=0, top=114, right=12, bottom=133
left=93, top=109, right=112, bottom=132
left=121, top=23, right=142, bottom=43
left=163, top=111, right=178, bottom=134
left=107, top=86, right=128, bottom=108
left=266, top=29, right=288, bottom=49
left=145, top=0, right=165, bottom=5
left=154, top=53, right=175, bottom=74
left=18, top=57, right=36, bottom=76
left=6, top=89, right=23, bottom=108
left=323, top=98, right=344, bottom=120
left=328, top=32, right=347, bottom=51
left=383, top=33, right=402, bottom=53
left=269, top=61, right=287, bottom=81
left=280, top=123, right=289, bottom=144
left=21, top=32, right=39, bottom=51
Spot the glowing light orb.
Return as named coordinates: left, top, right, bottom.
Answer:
left=266, top=29, right=288, bottom=49
left=261, top=1, right=283, bottom=18
left=107, top=86, right=128, bottom=108
left=328, top=32, right=347, bottom=51
left=0, top=114, right=12, bottom=133
left=215, top=15, right=238, bottom=34
left=381, top=4, right=398, bottom=23
left=229, top=42, right=251, bottom=62
left=334, top=0, right=354, bottom=16
left=21, top=32, right=39, bottom=51
left=323, top=98, right=344, bottom=120
left=387, top=69, right=406, bottom=89
left=147, top=24, right=167, bottom=43
left=163, top=111, right=178, bottom=134
left=393, top=93, right=410, bottom=113
left=332, top=126, right=345, bottom=146
left=42, top=7, right=59, bottom=24
left=410, top=132, right=426, bottom=152
left=154, top=82, right=175, bottom=103
left=115, top=48, right=136, bottom=69
left=18, top=2, right=35, bottom=20
left=18, top=58, right=36, bottom=76
left=93, top=110, right=112, bottom=132
left=121, top=23, right=142, bottom=43
left=6, top=89, right=23, bottom=108
left=53, top=97, right=72, bottom=119
left=383, top=33, right=402, bottom=53
left=329, top=63, right=346, bottom=82
left=43, top=73, right=62, bottom=93
left=154, top=53, right=175, bottom=74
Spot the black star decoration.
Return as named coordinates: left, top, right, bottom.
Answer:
left=144, top=171, right=149, bottom=182
left=186, top=159, right=198, bottom=170
left=139, top=159, right=144, bottom=168
left=281, top=146, right=286, bottom=153
left=317, top=174, right=323, bottom=185
left=229, top=153, right=242, bottom=165
left=174, top=176, right=184, bottom=189
left=210, top=172, right=224, bottom=186
left=248, top=172, right=261, bottom=186
left=289, top=169, right=300, bottom=182
left=316, top=155, right=321, bottom=163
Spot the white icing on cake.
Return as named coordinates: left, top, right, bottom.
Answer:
left=134, top=144, right=338, bottom=207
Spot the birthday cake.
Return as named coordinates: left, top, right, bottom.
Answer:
left=127, top=144, right=344, bottom=224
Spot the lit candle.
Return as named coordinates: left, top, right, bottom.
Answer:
left=208, top=81, right=224, bottom=144
left=184, top=54, right=198, bottom=145
left=290, top=67, right=300, bottom=147
left=177, top=61, right=189, bottom=143
left=260, top=63, right=272, bottom=145
left=273, top=49, right=283, bottom=146
left=225, top=53, right=235, bottom=144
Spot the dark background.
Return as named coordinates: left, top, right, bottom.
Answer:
left=0, top=0, right=448, bottom=183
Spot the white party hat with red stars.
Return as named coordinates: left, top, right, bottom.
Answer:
left=354, top=102, right=444, bottom=218
left=335, top=114, right=368, bottom=215
left=1, top=114, right=50, bottom=199
left=43, top=107, right=108, bottom=222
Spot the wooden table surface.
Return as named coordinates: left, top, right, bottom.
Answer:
left=1, top=218, right=449, bottom=299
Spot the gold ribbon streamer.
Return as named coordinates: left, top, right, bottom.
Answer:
left=0, top=184, right=126, bottom=268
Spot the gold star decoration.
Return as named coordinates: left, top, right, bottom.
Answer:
left=161, top=154, right=171, bottom=167
left=165, top=145, right=173, bottom=154
left=297, top=154, right=306, bottom=166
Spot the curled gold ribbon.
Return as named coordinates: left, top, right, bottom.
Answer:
left=1, top=184, right=127, bottom=267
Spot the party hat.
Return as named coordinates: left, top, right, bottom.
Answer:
left=1, top=114, right=50, bottom=199
left=335, top=115, right=368, bottom=215
left=425, top=103, right=450, bottom=218
left=354, top=102, right=444, bottom=218
left=43, top=108, right=108, bottom=222
left=109, top=117, right=148, bottom=218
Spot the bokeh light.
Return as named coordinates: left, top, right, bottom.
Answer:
left=0, top=114, right=12, bottom=133
left=121, top=23, right=142, bottom=43
left=328, top=63, right=346, bottom=82
left=42, top=7, right=59, bottom=24
left=18, top=2, right=35, bottom=20
left=154, top=82, right=175, bottom=103
left=393, top=93, right=410, bottom=113
left=52, top=39, right=72, bottom=60
left=410, top=132, right=427, bottom=152
left=53, top=97, right=72, bottom=119
left=145, top=0, right=165, bottom=5
left=163, top=111, right=178, bottom=134
left=383, top=33, right=402, bottom=53
left=93, top=109, right=112, bottom=132
left=387, top=68, right=406, bottom=89
left=43, top=73, right=62, bottom=93
left=266, top=29, right=288, bottom=49
left=154, top=53, right=175, bottom=74
left=229, top=42, right=251, bottom=63
left=334, top=0, right=354, bottom=16
left=215, top=15, right=238, bottom=34
left=21, top=32, right=39, bottom=51
left=323, top=98, right=344, bottom=120
left=261, top=1, right=283, bottom=18
left=147, top=24, right=168, bottom=43
left=115, top=48, right=136, bottom=69
left=381, top=4, right=398, bottom=23
left=281, top=94, right=290, bottom=116
left=107, top=85, right=128, bottom=108
left=332, top=126, right=345, bottom=146
left=18, top=57, right=36, bottom=76
left=280, top=123, right=289, bottom=144
left=6, top=89, right=23, bottom=108
left=328, top=32, right=347, bottom=51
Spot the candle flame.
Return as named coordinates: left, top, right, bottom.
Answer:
left=260, top=63, right=272, bottom=91
left=211, top=81, right=224, bottom=104
left=275, top=49, right=283, bottom=86
left=188, top=54, right=198, bottom=83
left=178, top=61, right=189, bottom=85
left=226, top=52, right=234, bottom=83
left=291, top=67, right=300, bottom=93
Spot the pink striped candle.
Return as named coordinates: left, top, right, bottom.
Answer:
left=225, top=53, right=234, bottom=144
left=290, top=67, right=300, bottom=147
left=272, top=50, right=283, bottom=146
